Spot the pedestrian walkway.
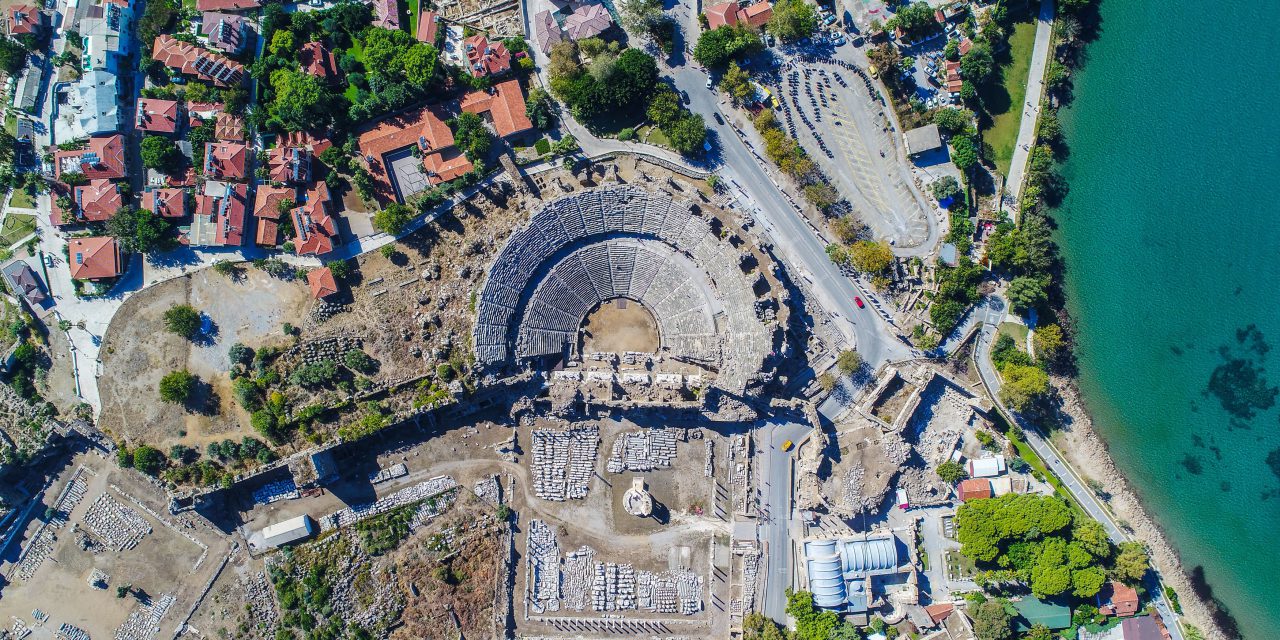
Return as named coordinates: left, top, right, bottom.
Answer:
left=1006, top=0, right=1055, bottom=216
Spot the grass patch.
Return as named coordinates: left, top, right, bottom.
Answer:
left=406, top=0, right=418, bottom=35
left=996, top=321, right=1029, bottom=351
left=534, top=138, right=551, bottom=156
left=980, top=19, right=1037, bottom=175
left=8, top=191, right=35, bottom=210
left=945, top=549, right=976, bottom=579
left=343, top=38, right=366, bottom=101
left=4, top=113, right=15, bottom=136
left=0, top=213, right=36, bottom=246
left=643, top=125, right=671, bottom=148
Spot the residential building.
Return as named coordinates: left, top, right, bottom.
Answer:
left=705, top=0, right=772, bottom=30
left=214, top=112, right=245, bottom=141
left=79, top=0, right=133, bottom=74
left=267, top=145, right=311, bottom=183
left=7, top=5, right=46, bottom=37
left=564, top=3, right=612, bottom=40
left=299, top=41, right=338, bottom=84
left=73, top=69, right=120, bottom=134
left=957, top=478, right=991, bottom=501
left=372, top=0, right=397, bottom=29
left=195, top=0, right=260, bottom=12
left=136, top=98, right=182, bottom=134
left=55, top=134, right=128, bottom=181
left=1097, top=581, right=1140, bottom=618
left=279, top=130, right=332, bottom=156
left=1120, top=617, right=1162, bottom=640
left=13, top=60, right=41, bottom=114
left=357, top=105, right=473, bottom=202
left=290, top=185, right=337, bottom=256
left=463, top=34, right=510, bottom=77
left=73, top=179, right=123, bottom=222
left=141, top=187, right=188, bottom=218
left=153, top=34, right=245, bottom=86
left=68, top=236, right=123, bottom=280
left=1, top=262, right=47, bottom=306
left=459, top=79, right=534, bottom=139
left=904, top=123, right=943, bottom=156
left=416, top=9, right=439, bottom=44
left=204, top=140, right=248, bottom=180
left=203, top=12, right=251, bottom=55
left=307, top=267, right=339, bottom=300
left=923, top=604, right=955, bottom=628
left=533, top=10, right=563, bottom=55
left=253, top=184, right=293, bottom=247
left=186, top=181, right=248, bottom=247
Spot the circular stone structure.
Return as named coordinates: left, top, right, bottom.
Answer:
left=473, top=185, right=773, bottom=395
left=622, top=477, right=653, bottom=517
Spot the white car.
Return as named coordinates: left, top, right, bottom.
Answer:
left=706, top=77, right=714, bottom=89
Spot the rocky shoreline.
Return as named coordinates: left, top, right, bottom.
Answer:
left=1049, top=377, right=1233, bottom=640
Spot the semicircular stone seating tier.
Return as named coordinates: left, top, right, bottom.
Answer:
left=473, top=185, right=773, bottom=394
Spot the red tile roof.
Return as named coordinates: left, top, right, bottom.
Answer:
left=299, top=41, right=338, bottom=83
left=705, top=1, right=770, bottom=30
left=460, top=79, right=533, bottom=139
left=357, top=105, right=472, bottom=202
left=307, top=267, right=339, bottom=299
left=195, top=0, right=261, bottom=12
left=279, top=130, right=333, bottom=156
left=215, top=112, right=245, bottom=141
left=924, top=603, right=955, bottom=626
left=68, top=236, right=122, bottom=280
left=1098, top=581, right=1141, bottom=618
left=201, top=181, right=249, bottom=246
left=291, top=187, right=337, bottom=256
left=73, top=179, right=122, bottom=222
left=463, top=34, right=510, bottom=78
left=204, top=141, right=249, bottom=180
left=142, top=187, right=188, bottom=217
left=267, top=146, right=311, bottom=183
left=187, top=101, right=223, bottom=119
left=416, top=10, right=439, bottom=44
left=153, top=34, right=246, bottom=87
left=253, top=184, right=294, bottom=220
left=255, top=217, right=280, bottom=247
left=54, top=134, right=127, bottom=181
left=136, top=98, right=181, bottom=134
left=958, top=38, right=972, bottom=56
left=7, top=5, right=44, bottom=36
left=958, top=478, right=991, bottom=502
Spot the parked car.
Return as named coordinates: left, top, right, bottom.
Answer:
left=854, top=296, right=865, bottom=309
left=782, top=440, right=794, bottom=452
left=706, top=77, right=713, bottom=89
left=713, top=112, right=724, bottom=124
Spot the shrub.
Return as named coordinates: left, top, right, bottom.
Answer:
left=228, top=342, right=254, bottom=367
left=618, top=127, right=636, bottom=141
left=343, top=349, right=377, bottom=375
left=289, top=360, right=339, bottom=387
left=132, top=445, right=166, bottom=476
left=936, top=460, right=967, bottom=483
left=435, top=363, right=455, bottom=381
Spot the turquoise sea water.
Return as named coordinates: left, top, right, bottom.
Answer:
left=1053, top=2, right=1280, bottom=638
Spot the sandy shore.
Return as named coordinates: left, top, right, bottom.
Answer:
left=1048, top=376, right=1232, bottom=640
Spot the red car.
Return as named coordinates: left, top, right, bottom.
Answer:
left=854, top=296, right=865, bottom=309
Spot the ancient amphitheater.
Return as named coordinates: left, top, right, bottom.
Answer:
left=474, top=185, right=774, bottom=394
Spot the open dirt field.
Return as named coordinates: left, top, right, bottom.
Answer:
left=97, top=269, right=309, bottom=451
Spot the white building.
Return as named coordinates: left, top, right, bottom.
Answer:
left=967, top=455, right=1006, bottom=478
left=72, top=69, right=119, bottom=135
left=257, top=515, right=316, bottom=549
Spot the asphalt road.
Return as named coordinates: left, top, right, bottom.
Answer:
left=756, top=418, right=812, bottom=622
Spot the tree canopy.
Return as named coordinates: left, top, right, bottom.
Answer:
left=1006, top=276, right=1048, bottom=311
left=971, top=599, right=1014, bottom=640
left=163, top=305, right=202, bottom=339
left=955, top=494, right=1072, bottom=563
left=693, top=24, right=761, bottom=68
left=999, top=363, right=1050, bottom=412
left=140, top=135, right=183, bottom=172
left=767, top=0, right=818, bottom=42
left=372, top=203, right=414, bottom=235
left=159, top=370, right=196, bottom=404
left=106, top=206, right=175, bottom=254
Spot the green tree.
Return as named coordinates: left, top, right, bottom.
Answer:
left=694, top=24, right=760, bottom=68
left=105, top=206, right=175, bottom=254
left=951, top=135, right=979, bottom=171
left=742, top=612, right=786, bottom=640
left=141, top=135, right=182, bottom=171
left=1006, top=276, right=1047, bottom=312
left=999, top=363, right=1050, bottom=413
left=1113, top=541, right=1150, bottom=584
left=163, top=305, right=202, bottom=339
left=960, top=43, right=995, bottom=84
left=666, top=114, right=707, bottom=155
left=848, top=240, right=894, bottom=273
left=767, top=0, right=818, bottom=43
left=955, top=494, right=1072, bottom=562
left=269, top=29, right=295, bottom=55
left=373, top=203, right=414, bottom=235
left=526, top=86, right=556, bottom=129
left=1032, top=324, right=1066, bottom=362
left=1025, top=624, right=1053, bottom=640
left=936, top=460, right=967, bottom=483
left=251, top=410, right=280, bottom=441
left=646, top=87, right=682, bottom=128
left=0, top=37, right=27, bottom=74
left=931, top=175, right=962, bottom=202
left=971, top=599, right=1013, bottom=640
left=1071, top=565, right=1107, bottom=597
left=1072, top=517, right=1112, bottom=559
left=452, top=111, right=491, bottom=160
left=886, top=1, right=937, bottom=39
left=1030, top=537, right=1072, bottom=597
left=158, top=370, right=196, bottom=404
left=400, top=43, right=439, bottom=86
left=835, top=350, right=862, bottom=375
left=719, top=61, right=755, bottom=104
left=132, top=445, right=166, bottom=476
left=268, top=69, right=334, bottom=132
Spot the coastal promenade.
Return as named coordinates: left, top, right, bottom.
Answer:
left=1006, top=0, right=1055, bottom=215
left=971, top=301, right=1186, bottom=640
